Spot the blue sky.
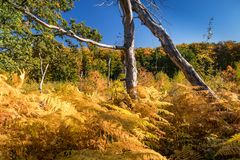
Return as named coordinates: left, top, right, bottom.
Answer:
left=62, top=0, right=240, bottom=48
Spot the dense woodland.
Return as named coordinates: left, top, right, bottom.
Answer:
left=1, top=41, right=240, bottom=83
left=0, top=0, right=240, bottom=160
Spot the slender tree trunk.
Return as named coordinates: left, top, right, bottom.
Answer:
left=120, top=0, right=138, bottom=99
left=131, top=0, right=218, bottom=99
left=107, top=57, right=111, bottom=88
left=39, top=52, right=49, bottom=94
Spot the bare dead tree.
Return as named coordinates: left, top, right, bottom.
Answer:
left=95, top=0, right=137, bottom=98
left=7, top=0, right=218, bottom=99
left=8, top=0, right=138, bottom=98
left=120, top=0, right=138, bottom=98
left=203, top=17, right=214, bottom=42
left=130, top=0, right=218, bottom=99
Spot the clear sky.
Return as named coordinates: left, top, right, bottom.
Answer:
left=62, top=0, right=240, bottom=48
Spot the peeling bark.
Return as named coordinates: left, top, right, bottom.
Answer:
left=120, top=0, right=138, bottom=99
left=131, top=0, right=218, bottom=99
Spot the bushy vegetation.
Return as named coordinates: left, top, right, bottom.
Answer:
left=1, top=32, right=240, bottom=159
left=1, top=24, right=240, bottom=159
left=0, top=73, right=169, bottom=160
left=1, top=1, right=240, bottom=159
left=1, top=37, right=240, bottom=82
left=136, top=42, right=240, bottom=79
left=0, top=66, right=239, bottom=159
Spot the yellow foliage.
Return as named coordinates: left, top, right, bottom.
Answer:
left=79, top=71, right=108, bottom=95
left=0, top=75, right=167, bottom=160
left=1, top=71, right=239, bottom=160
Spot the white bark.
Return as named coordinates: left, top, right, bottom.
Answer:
left=120, top=0, right=138, bottom=99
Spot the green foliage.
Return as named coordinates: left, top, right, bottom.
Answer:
left=216, top=133, right=240, bottom=159
left=136, top=48, right=178, bottom=78
left=81, top=48, right=124, bottom=79
left=155, top=71, right=171, bottom=91
left=134, top=42, right=240, bottom=80
left=215, top=41, right=240, bottom=70
left=0, top=0, right=104, bottom=82
left=235, top=62, right=240, bottom=81
left=169, top=146, right=204, bottom=160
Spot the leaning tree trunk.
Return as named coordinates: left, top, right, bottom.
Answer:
left=120, top=0, right=138, bottom=99
left=131, top=0, right=218, bottom=99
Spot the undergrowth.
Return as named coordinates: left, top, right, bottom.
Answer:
left=0, top=75, right=168, bottom=160
left=0, top=71, right=239, bottom=160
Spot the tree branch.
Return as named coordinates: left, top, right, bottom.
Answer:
left=131, top=0, right=218, bottom=99
left=95, top=0, right=115, bottom=7
left=8, top=1, right=123, bottom=50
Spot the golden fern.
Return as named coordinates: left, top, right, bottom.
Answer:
left=56, top=149, right=167, bottom=160
left=216, top=142, right=240, bottom=157
left=227, top=133, right=240, bottom=143
left=216, top=133, right=240, bottom=158
left=170, top=146, right=204, bottom=160
left=0, top=79, right=168, bottom=160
